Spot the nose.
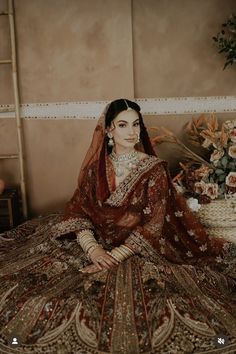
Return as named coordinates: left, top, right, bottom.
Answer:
left=128, top=126, right=136, bottom=136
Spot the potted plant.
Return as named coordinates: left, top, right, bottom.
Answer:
left=213, top=13, right=236, bottom=69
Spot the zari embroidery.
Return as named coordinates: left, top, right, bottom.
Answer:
left=199, top=243, right=208, bottom=252
left=105, top=156, right=162, bottom=207
left=51, top=217, right=95, bottom=238
left=125, top=230, right=167, bottom=265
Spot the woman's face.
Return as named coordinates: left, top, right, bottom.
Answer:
left=108, top=109, right=140, bottom=150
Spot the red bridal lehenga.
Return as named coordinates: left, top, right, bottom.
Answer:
left=0, top=106, right=236, bottom=354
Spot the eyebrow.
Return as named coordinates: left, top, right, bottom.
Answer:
left=117, top=119, right=139, bottom=123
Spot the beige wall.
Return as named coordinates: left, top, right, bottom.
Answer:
left=0, top=0, right=235, bottom=216
left=133, top=0, right=236, bottom=97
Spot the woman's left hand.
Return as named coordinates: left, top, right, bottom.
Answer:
left=79, top=264, right=103, bottom=274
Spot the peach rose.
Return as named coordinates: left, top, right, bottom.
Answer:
left=210, top=149, right=224, bottom=164
left=226, top=172, right=236, bottom=188
left=204, top=183, right=219, bottom=199
left=224, top=120, right=236, bottom=130
left=229, top=128, right=236, bottom=143
left=194, top=181, right=207, bottom=194
left=228, top=145, right=236, bottom=159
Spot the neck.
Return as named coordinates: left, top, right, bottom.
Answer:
left=113, top=146, right=136, bottom=156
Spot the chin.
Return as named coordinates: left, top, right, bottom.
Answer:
left=124, top=141, right=136, bottom=146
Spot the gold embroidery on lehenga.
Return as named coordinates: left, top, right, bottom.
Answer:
left=143, top=206, right=151, bottom=215
left=152, top=300, right=175, bottom=347
left=111, top=259, right=140, bottom=353
left=75, top=302, right=98, bottom=348
left=51, top=217, right=95, bottom=238
left=199, top=243, right=208, bottom=252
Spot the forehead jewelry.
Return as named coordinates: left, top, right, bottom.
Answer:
left=124, top=99, right=132, bottom=111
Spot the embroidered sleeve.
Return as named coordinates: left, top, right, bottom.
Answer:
left=124, top=163, right=168, bottom=259
left=51, top=170, right=95, bottom=238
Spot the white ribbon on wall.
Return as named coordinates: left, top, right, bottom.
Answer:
left=0, top=96, right=236, bottom=119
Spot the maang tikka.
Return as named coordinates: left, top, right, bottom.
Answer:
left=124, top=99, right=132, bottom=111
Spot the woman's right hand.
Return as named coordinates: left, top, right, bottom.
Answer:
left=90, top=247, right=119, bottom=270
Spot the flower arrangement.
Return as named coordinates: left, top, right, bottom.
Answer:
left=150, top=115, right=236, bottom=204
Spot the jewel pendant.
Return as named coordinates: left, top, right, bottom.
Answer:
left=116, top=166, right=124, bottom=177
left=127, top=162, right=134, bottom=169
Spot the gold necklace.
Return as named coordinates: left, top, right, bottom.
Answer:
left=110, top=151, right=140, bottom=177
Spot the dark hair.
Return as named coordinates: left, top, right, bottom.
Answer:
left=105, top=98, right=156, bottom=156
left=105, top=98, right=141, bottom=128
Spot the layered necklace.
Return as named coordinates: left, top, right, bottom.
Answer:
left=110, top=150, right=140, bottom=177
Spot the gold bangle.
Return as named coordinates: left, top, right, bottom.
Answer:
left=87, top=244, right=101, bottom=257
left=76, top=229, right=99, bottom=255
left=107, top=251, right=120, bottom=262
left=114, top=247, right=127, bottom=259
left=111, top=249, right=125, bottom=262
left=80, top=242, right=95, bottom=253
left=119, top=245, right=134, bottom=256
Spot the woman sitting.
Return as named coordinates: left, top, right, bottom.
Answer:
left=0, top=98, right=236, bottom=354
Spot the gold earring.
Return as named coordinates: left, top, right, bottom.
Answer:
left=107, top=132, right=114, bottom=147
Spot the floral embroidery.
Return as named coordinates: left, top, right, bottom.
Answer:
left=159, top=238, right=165, bottom=245
left=186, top=251, right=193, bottom=257
left=199, top=243, right=207, bottom=252
left=160, top=246, right=165, bottom=254
left=143, top=207, right=151, bottom=215
left=223, top=242, right=231, bottom=251
left=165, top=215, right=170, bottom=222
left=51, top=217, right=94, bottom=238
left=131, top=196, right=138, bottom=205
left=174, top=235, right=179, bottom=242
left=187, top=230, right=195, bottom=236
left=174, top=211, right=183, bottom=217
left=148, top=178, right=156, bottom=187
left=216, top=256, right=223, bottom=263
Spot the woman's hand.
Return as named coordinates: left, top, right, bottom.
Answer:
left=79, top=264, right=102, bottom=274
left=90, top=247, right=119, bottom=270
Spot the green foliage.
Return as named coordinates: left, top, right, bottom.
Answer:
left=213, top=13, right=236, bottom=69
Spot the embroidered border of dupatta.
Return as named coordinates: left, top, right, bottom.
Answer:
left=104, top=156, right=163, bottom=207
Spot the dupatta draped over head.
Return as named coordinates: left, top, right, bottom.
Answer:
left=52, top=100, right=236, bottom=271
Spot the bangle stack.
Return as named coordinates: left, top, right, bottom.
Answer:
left=76, top=230, right=101, bottom=259
left=108, top=244, right=135, bottom=263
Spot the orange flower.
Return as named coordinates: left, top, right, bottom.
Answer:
left=194, top=165, right=213, bottom=179
left=220, top=127, right=229, bottom=147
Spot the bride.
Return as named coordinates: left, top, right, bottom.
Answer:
left=0, top=98, right=236, bottom=354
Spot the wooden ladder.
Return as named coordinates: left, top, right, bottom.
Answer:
left=0, top=0, right=28, bottom=219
